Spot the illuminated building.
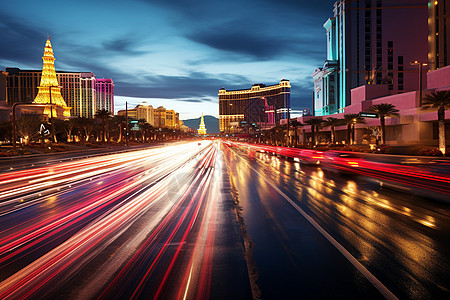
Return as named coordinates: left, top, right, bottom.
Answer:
left=33, top=36, right=71, bottom=118
left=313, top=0, right=428, bottom=116
left=95, top=79, right=114, bottom=113
left=5, top=38, right=114, bottom=118
left=117, top=104, right=180, bottom=129
left=136, top=103, right=154, bottom=125
left=219, top=79, right=291, bottom=134
left=294, top=65, right=450, bottom=147
left=428, top=0, right=450, bottom=69
left=165, top=110, right=180, bottom=129
left=0, top=71, right=7, bottom=102
left=154, top=106, right=166, bottom=128
left=117, top=108, right=137, bottom=120
left=198, top=113, right=207, bottom=135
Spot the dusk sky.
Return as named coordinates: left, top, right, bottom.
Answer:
left=0, top=0, right=336, bottom=119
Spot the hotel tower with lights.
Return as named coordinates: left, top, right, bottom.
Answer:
left=218, top=79, right=291, bottom=134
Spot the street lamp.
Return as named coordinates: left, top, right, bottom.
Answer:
left=47, top=85, right=63, bottom=143
left=410, top=61, right=430, bottom=106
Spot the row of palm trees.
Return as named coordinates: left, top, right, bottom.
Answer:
left=278, top=90, right=449, bottom=154
left=304, top=112, right=368, bottom=146
left=2, top=109, right=190, bottom=146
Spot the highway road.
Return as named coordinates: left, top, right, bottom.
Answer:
left=223, top=143, right=450, bottom=299
left=0, top=141, right=449, bottom=299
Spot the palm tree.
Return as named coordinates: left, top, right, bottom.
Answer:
left=305, top=118, right=323, bottom=146
left=94, top=109, right=111, bottom=143
left=369, top=103, right=399, bottom=145
left=112, top=115, right=126, bottom=143
left=290, top=119, right=303, bottom=147
left=422, top=90, right=450, bottom=155
left=343, top=114, right=365, bottom=145
left=73, top=117, right=94, bottom=143
left=139, top=121, right=153, bottom=143
left=325, top=117, right=343, bottom=144
left=64, top=119, right=75, bottom=142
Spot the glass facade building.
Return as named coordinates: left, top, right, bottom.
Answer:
left=218, top=79, right=291, bottom=134
left=313, top=0, right=428, bottom=116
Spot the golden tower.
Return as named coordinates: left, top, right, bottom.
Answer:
left=33, top=35, right=71, bottom=118
left=198, top=113, right=207, bottom=135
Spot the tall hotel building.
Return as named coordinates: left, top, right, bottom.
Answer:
left=95, top=78, right=114, bottom=113
left=428, top=0, right=450, bottom=69
left=313, top=0, right=428, bottom=116
left=5, top=68, right=114, bottom=118
left=218, top=79, right=291, bottom=134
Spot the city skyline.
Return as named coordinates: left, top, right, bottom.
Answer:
left=0, top=0, right=336, bottom=119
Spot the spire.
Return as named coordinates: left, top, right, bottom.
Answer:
left=33, top=35, right=70, bottom=118
left=198, top=113, right=207, bottom=135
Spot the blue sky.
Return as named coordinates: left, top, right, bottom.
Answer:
left=0, top=0, right=335, bottom=119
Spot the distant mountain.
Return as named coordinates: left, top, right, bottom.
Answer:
left=182, top=115, right=219, bottom=134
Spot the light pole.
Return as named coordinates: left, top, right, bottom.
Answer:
left=47, top=85, right=63, bottom=143
left=125, top=101, right=129, bottom=146
left=410, top=61, right=429, bottom=106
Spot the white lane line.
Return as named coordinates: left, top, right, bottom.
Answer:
left=231, top=149, right=398, bottom=300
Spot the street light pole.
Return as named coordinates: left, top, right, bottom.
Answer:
left=410, top=61, right=429, bottom=106
left=125, top=101, right=129, bottom=146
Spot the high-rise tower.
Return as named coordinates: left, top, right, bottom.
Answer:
left=33, top=35, right=71, bottom=118
left=198, top=113, right=207, bottom=135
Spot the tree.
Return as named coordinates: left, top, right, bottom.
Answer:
left=305, top=118, right=323, bottom=146
left=73, top=117, right=94, bottom=143
left=422, top=90, right=450, bottom=155
left=290, top=119, right=303, bottom=147
left=94, top=109, right=112, bottom=143
left=111, top=115, right=126, bottom=143
left=140, top=122, right=154, bottom=143
left=64, top=119, right=75, bottom=142
left=17, top=114, right=43, bottom=145
left=369, top=103, right=399, bottom=145
left=0, top=121, right=12, bottom=142
left=344, top=114, right=365, bottom=145
left=325, top=117, right=343, bottom=144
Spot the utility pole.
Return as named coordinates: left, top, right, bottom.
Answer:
left=125, top=101, right=129, bottom=146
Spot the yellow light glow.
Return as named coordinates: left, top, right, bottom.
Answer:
left=33, top=35, right=70, bottom=118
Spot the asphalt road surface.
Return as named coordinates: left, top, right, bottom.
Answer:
left=0, top=141, right=449, bottom=299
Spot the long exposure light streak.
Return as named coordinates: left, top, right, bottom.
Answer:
left=0, top=141, right=223, bottom=299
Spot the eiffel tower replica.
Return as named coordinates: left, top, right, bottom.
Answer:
left=33, top=35, right=71, bottom=118
left=198, top=113, right=207, bottom=135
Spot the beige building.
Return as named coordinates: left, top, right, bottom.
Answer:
left=154, top=106, right=166, bottom=128
left=117, top=104, right=180, bottom=129
left=136, top=103, right=154, bottom=125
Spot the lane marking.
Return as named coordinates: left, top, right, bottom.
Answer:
left=230, top=147, right=398, bottom=300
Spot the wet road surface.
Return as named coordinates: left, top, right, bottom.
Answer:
left=223, top=144, right=450, bottom=299
left=0, top=141, right=449, bottom=299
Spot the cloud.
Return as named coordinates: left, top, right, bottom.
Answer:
left=186, top=26, right=291, bottom=60
left=0, top=12, right=47, bottom=68
left=101, top=36, right=148, bottom=55
left=115, top=72, right=250, bottom=100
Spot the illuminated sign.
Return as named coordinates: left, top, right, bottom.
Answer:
left=359, top=112, right=378, bottom=118
left=130, top=120, right=140, bottom=131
